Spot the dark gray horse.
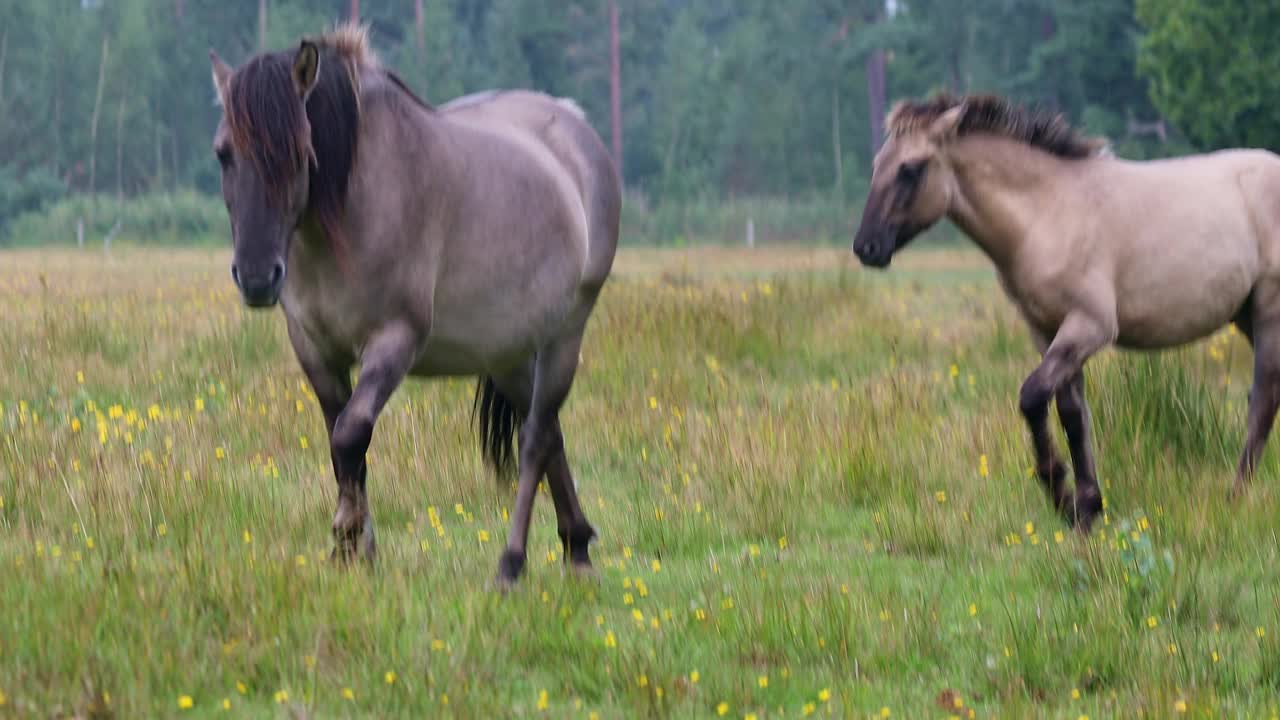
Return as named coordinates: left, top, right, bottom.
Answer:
left=209, top=25, right=620, bottom=585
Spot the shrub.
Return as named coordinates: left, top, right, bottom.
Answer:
left=0, top=165, right=67, bottom=235
left=4, top=191, right=228, bottom=247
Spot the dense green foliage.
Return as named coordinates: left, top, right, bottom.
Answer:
left=1136, top=1, right=1280, bottom=151
left=0, top=0, right=1255, bottom=243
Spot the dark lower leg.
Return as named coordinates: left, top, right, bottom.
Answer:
left=325, top=326, right=418, bottom=563
left=497, top=336, right=585, bottom=586
left=1021, top=375, right=1072, bottom=515
left=543, top=425, right=595, bottom=568
left=498, top=420, right=552, bottom=585
left=1235, top=312, right=1280, bottom=494
left=1235, top=379, right=1280, bottom=495
left=331, top=411, right=376, bottom=562
left=1056, top=373, right=1102, bottom=530
left=497, top=472, right=536, bottom=582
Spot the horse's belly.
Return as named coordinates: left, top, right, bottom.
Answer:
left=1115, top=266, right=1251, bottom=349
left=410, top=336, right=497, bottom=376
left=416, top=292, right=580, bottom=376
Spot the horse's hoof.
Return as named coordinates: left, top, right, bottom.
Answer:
left=568, top=559, right=598, bottom=580
left=1071, top=487, right=1104, bottom=533
left=1229, top=481, right=1248, bottom=501
left=560, top=523, right=597, bottom=570
left=1072, top=514, right=1095, bottom=534
left=495, top=549, right=525, bottom=591
left=331, top=519, right=377, bottom=565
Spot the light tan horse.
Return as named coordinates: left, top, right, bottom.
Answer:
left=854, top=93, right=1280, bottom=530
left=209, top=25, right=620, bottom=585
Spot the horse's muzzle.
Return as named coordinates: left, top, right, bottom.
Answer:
left=852, top=231, right=894, bottom=269
left=232, top=261, right=285, bottom=308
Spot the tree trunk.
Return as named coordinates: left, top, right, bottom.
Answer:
left=949, top=52, right=962, bottom=94
left=1040, top=11, right=1059, bottom=109
left=155, top=120, right=164, bottom=191
left=350, top=0, right=360, bottom=22
left=833, top=86, right=844, bottom=201
left=53, top=73, right=63, bottom=178
left=609, top=1, right=623, bottom=182
left=415, top=0, right=425, bottom=51
left=0, top=30, right=8, bottom=104
left=863, top=6, right=887, bottom=160
left=89, top=37, right=110, bottom=200
left=170, top=131, right=179, bottom=192
left=865, top=48, right=886, bottom=158
left=258, top=0, right=268, bottom=51
left=116, top=98, right=126, bottom=201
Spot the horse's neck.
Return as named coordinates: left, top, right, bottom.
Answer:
left=324, top=81, right=453, bottom=253
left=944, top=137, right=1075, bottom=270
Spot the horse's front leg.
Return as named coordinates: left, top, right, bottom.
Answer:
left=327, top=324, right=419, bottom=562
left=1019, top=311, right=1115, bottom=530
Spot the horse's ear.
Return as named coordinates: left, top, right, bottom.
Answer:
left=928, top=104, right=966, bottom=143
left=209, top=50, right=232, bottom=107
left=292, top=41, right=321, bottom=101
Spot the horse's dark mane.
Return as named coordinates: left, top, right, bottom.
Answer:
left=385, top=70, right=436, bottom=113
left=886, top=93, right=1106, bottom=159
left=224, top=25, right=374, bottom=255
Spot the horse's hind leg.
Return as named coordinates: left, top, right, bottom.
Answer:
left=493, top=368, right=597, bottom=573
left=497, top=335, right=586, bottom=587
left=1056, top=371, right=1103, bottom=529
left=543, top=418, right=597, bottom=573
left=1234, top=311, right=1280, bottom=496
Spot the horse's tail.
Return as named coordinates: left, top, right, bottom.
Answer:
left=473, top=377, right=519, bottom=480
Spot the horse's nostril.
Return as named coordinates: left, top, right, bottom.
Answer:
left=269, top=262, right=284, bottom=286
left=231, top=265, right=241, bottom=287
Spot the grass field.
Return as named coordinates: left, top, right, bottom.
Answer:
left=1, top=246, right=1278, bottom=719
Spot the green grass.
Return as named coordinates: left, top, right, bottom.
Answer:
left=1, top=246, right=1277, bottom=718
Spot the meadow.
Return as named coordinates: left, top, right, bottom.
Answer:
left=1, top=246, right=1278, bottom=719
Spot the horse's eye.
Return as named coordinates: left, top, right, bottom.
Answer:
left=898, top=160, right=927, bottom=184
left=216, top=147, right=233, bottom=169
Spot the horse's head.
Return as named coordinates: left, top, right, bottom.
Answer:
left=210, top=42, right=322, bottom=308
left=853, top=104, right=963, bottom=269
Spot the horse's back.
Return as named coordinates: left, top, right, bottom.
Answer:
left=441, top=90, right=620, bottom=290
left=1093, top=150, right=1280, bottom=347
left=1139, top=149, right=1280, bottom=267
